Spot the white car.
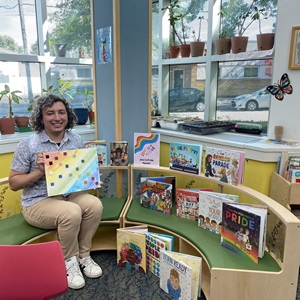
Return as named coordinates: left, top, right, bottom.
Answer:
left=231, top=88, right=271, bottom=111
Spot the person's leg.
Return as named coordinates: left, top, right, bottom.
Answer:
left=22, top=196, right=82, bottom=259
left=67, top=192, right=103, bottom=258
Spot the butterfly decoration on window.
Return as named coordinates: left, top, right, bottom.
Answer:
left=266, top=73, right=293, bottom=101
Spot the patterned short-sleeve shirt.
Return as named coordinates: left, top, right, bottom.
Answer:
left=11, top=130, right=84, bottom=208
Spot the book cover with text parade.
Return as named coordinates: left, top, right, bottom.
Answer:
left=44, top=148, right=101, bottom=197
left=204, top=147, right=245, bottom=185
left=220, top=202, right=268, bottom=264
left=169, top=142, right=203, bottom=175
left=134, top=133, right=160, bottom=167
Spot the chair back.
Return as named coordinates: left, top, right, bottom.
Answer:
left=0, top=241, right=68, bottom=300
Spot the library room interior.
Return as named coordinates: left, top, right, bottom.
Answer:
left=0, top=0, right=300, bottom=299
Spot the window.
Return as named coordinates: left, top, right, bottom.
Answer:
left=0, top=0, right=93, bottom=119
left=152, top=0, right=278, bottom=134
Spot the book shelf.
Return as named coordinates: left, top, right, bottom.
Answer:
left=123, top=165, right=300, bottom=300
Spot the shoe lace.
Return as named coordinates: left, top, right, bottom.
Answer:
left=81, top=256, right=97, bottom=268
left=67, top=261, right=82, bottom=277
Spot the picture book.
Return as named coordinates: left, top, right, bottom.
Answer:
left=140, top=179, right=172, bottom=214
left=220, top=202, right=268, bottom=264
left=169, top=142, right=203, bottom=175
left=110, top=141, right=128, bottom=166
left=117, top=225, right=148, bottom=273
left=43, top=148, right=101, bottom=197
left=146, top=232, right=174, bottom=277
left=204, top=147, right=245, bottom=185
left=84, top=140, right=107, bottom=166
left=160, top=250, right=202, bottom=300
left=198, top=191, right=238, bottom=234
left=141, top=176, right=176, bottom=205
left=176, top=188, right=213, bottom=220
left=134, top=133, right=160, bottom=167
left=278, top=151, right=300, bottom=180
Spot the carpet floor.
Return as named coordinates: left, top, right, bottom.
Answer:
left=55, top=250, right=300, bottom=300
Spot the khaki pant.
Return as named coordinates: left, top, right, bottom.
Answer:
left=22, top=192, right=103, bottom=259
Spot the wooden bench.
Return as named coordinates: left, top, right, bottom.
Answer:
left=123, top=165, right=300, bottom=300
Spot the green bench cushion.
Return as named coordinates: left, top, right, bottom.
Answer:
left=126, top=198, right=281, bottom=272
left=0, top=214, right=50, bottom=245
left=101, top=197, right=127, bottom=221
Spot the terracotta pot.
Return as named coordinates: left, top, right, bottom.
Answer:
left=190, top=41, right=205, bottom=57
left=179, top=44, right=191, bottom=58
left=88, top=111, right=95, bottom=124
left=231, top=36, right=248, bottom=54
left=0, top=118, right=15, bottom=134
left=15, top=116, right=29, bottom=128
left=169, top=45, right=180, bottom=59
left=256, top=33, right=275, bottom=51
left=216, top=38, right=231, bottom=55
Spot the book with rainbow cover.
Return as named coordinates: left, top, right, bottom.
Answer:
left=134, top=133, right=160, bottom=167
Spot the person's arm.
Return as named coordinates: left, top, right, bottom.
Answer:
left=9, top=152, right=45, bottom=191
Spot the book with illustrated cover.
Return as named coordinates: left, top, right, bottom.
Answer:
left=140, top=179, right=172, bottom=214
left=204, top=147, right=245, bottom=185
left=110, top=141, right=128, bottom=166
left=117, top=225, right=148, bottom=273
left=198, top=191, right=238, bottom=234
left=146, top=232, right=174, bottom=277
left=134, top=133, right=160, bottom=167
left=141, top=176, right=176, bottom=205
left=43, top=148, right=101, bottom=197
left=169, top=142, right=203, bottom=175
left=220, top=202, right=268, bottom=264
left=160, top=250, right=202, bottom=300
left=84, top=140, right=107, bottom=166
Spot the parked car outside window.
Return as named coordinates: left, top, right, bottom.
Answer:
left=169, top=87, right=205, bottom=112
left=231, top=88, right=270, bottom=111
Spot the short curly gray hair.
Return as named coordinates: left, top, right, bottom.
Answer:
left=29, top=94, right=77, bottom=132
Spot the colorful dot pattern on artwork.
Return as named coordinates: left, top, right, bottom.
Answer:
left=43, top=148, right=100, bottom=197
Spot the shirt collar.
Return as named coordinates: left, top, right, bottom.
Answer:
left=39, top=130, right=70, bottom=144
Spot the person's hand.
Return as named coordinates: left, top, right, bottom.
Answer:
left=36, top=152, right=45, bottom=174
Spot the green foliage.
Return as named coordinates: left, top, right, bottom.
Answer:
left=49, top=0, right=92, bottom=53
left=0, top=35, right=22, bottom=53
left=77, top=87, right=94, bottom=111
left=0, top=85, right=23, bottom=118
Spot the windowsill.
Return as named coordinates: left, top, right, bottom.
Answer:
left=152, top=128, right=300, bottom=162
left=0, top=125, right=95, bottom=154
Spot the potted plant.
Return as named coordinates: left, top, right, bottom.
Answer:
left=0, top=85, right=23, bottom=134
left=76, top=86, right=95, bottom=124
left=252, top=4, right=275, bottom=51
left=215, top=9, right=231, bottom=55
left=190, top=16, right=205, bottom=57
left=162, top=0, right=186, bottom=58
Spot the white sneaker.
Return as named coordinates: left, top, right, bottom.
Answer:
left=65, top=256, right=85, bottom=289
left=79, top=255, right=102, bottom=278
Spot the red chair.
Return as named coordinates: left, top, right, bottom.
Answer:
left=0, top=241, right=68, bottom=300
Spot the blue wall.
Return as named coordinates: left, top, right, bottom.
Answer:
left=93, top=0, right=149, bottom=163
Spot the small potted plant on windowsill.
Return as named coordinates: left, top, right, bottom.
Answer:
left=190, top=16, right=205, bottom=57
left=76, top=86, right=95, bottom=124
left=215, top=9, right=231, bottom=55
left=0, top=85, right=23, bottom=134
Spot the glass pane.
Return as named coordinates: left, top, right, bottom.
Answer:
left=0, top=61, right=41, bottom=117
left=47, top=0, right=92, bottom=58
left=169, top=64, right=205, bottom=118
left=50, top=64, right=93, bottom=109
left=152, top=1, right=159, bottom=61
left=0, top=0, right=38, bottom=55
left=216, top=59, right=272, bottom=134
left=221, top=0, right=278, bottom=51
left=151, top=66, right=159, bottom=116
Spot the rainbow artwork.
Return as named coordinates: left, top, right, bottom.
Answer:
left=133, top=133, right=160, bottom=166
left=44, top=148, right=100, bottom=196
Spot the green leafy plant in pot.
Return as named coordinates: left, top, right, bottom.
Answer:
left=190, top=16, right=205, bottom=57
left=0, top=85, right=23, bottom=134
left=76, top=86, right=95, bottom=124
left=216, top=9, right=232, bottom=55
